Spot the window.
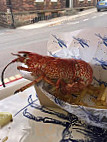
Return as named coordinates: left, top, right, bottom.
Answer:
left=79, top=0, right=84, bottom=1
left=51, top=0, right=57, bottom=2
left=35, top=0, right=44, bottom=2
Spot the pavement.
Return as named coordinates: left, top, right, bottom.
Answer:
left=18, top=8, right=96, bottom=30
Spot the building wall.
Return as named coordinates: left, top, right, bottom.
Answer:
left=0, top=0, right=7, bottom=12
left=35, top=0, right=66, bottom=10
left=0, top=0, right=96, bottom=28
left=11, top=0, right=66, bottom=27
left=9, top=0, right=66, bottom=12
left=0, top=0, right=66, bottom=27
left=11, top=0, right=36, bottom=12
left=73, top=0, right=96, bottom=8
left=0, top=0, right=96, bottom=13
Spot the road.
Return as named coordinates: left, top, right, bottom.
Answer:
left=0, top=8, right=107, bottom=82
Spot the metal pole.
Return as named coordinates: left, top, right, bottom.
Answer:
left=7, top=0, right=15, bottom=28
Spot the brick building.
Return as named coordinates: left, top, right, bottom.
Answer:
left=0, top=0, right=97, bottom=28
left=73, top=0, right=97, bottom=8
left=66, top=0, right=97, bottom=8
